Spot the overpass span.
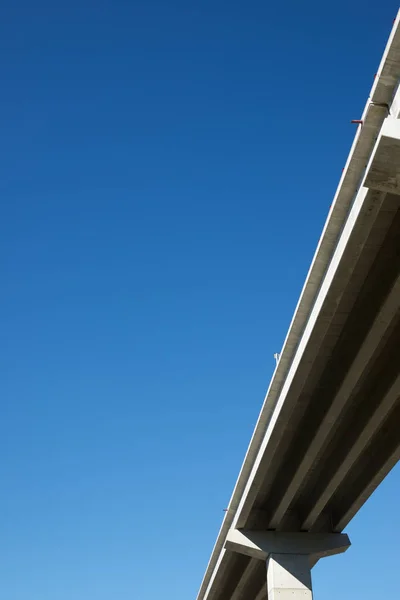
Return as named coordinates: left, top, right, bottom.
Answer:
left=196, top=12, right=400, bottom=600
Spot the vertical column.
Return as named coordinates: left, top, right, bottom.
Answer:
left=267, top=553, right=312, bottom=600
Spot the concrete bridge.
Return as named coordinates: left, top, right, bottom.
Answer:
left=196, top=12, right=400, bottom=600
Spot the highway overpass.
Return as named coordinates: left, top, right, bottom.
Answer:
left=196, top=12, right=400, bottom=600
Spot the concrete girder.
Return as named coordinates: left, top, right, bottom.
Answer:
left=228, top=559, right=263, bottom=600
left=334, top=435, right=400, bottom=531
left=301, top=371, right=400, bottom=529
left=267, top=269, right=400, bottom=529
left=254, top=587, right=266, bottom=600
left=195, top=14, right=400, bottom=600
left=235, top=183, right=391, bottom=529
left=365, top=117, right=400, bottom=195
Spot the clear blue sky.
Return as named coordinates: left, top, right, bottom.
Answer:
left=1, top=2, right=399, bottom=599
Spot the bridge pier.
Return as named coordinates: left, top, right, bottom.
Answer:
left=225, top=529, right=351, bottom=599
left=267, top=553, right=312, bottom=600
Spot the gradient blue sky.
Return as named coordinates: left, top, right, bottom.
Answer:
left=1, top=2, right=399, bottom=599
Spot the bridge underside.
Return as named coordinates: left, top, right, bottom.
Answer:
left=197, top=15, right=400, bottom=600
left=211, top=187, right=400, bottom=600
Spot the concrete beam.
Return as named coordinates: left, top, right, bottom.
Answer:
left=234, top=183, right=385, bottom=530
left=365, top=118, right=400, bottom=194
left=202, top=550, right=231, bottom=600
left=195, top=15, right=400, bottom=600
left=224, top=530, right=350, bottom=562
left=301, top=371, right=400, bottom=529
left=267, top=270, right=400, bottom=529
left=228, top=559, right=262, bottom=600
left=334, top=439, right=400, bottom=531
left=254, top=586, right=266, bottom=600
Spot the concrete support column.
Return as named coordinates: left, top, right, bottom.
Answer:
left=267, top=553, right=312, bottom=600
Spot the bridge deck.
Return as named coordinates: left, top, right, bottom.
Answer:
left=196, top=12, right=400, bottom=600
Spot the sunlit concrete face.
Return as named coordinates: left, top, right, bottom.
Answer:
left=267, top=554, right=312, bottom=600
left=366, top=118, right=400, bottom=194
